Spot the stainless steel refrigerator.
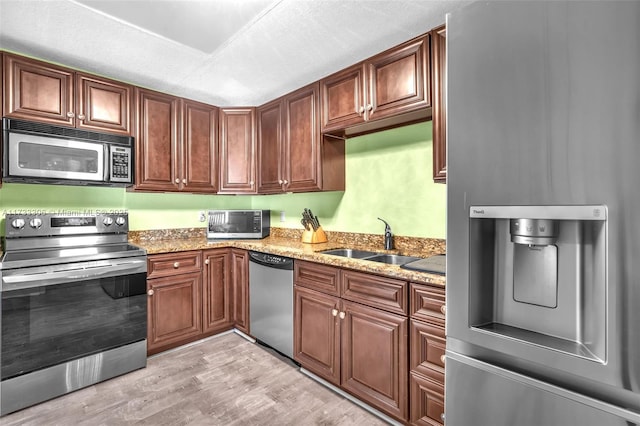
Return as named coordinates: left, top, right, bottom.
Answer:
left=446, top=1, right=640, bottom=425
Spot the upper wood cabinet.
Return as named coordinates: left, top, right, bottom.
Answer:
left=321, top=35, right=431, bottom=134
left=134, top=88, right=218, bottom=193
left=431, top=25, right=447, bottom=183
left=219, top=108, right=257, bottom=194
left=134, top=88, right=180, bottom=191
left=2, top=53, right=132, bottom=135
left=181, top=99, right=219, bottom=193
left=258, top=83, right=345, bottom=194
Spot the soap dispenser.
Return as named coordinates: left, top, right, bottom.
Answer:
left=377, top=217, right=394, bottom=250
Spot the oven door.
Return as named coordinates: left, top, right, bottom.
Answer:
left=0, top=257, right=147, bottom=383
left=6, top=132, right=105, bottom=182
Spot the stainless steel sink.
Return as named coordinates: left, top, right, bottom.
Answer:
left=320, top=248, right=379, bottom=259
left=364, top=254, right=422, bottom=265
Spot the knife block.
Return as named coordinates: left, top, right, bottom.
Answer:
left=302, top=226, right=328, bottom=244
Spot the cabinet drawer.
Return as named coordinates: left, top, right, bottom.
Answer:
left=410, top=319, right=445, bottom=383
left=147, top=251, right=203, bottom=279
left=342, top=270, right=407, bottom=315
left=410, top=371, right=445, bottom=426
left=410, top=283, right=445, bottom=324
left=294, top=260, right=341, bottom=296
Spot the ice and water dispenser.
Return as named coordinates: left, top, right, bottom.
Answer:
left=468, top=205, right=607, bottom=362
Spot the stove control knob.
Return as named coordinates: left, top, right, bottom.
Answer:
left=11, top=218, right=25, bottom=229
left=29, top=218, right=43, bottom=229
left=115, top=216, right=126, bottom=226
left=103, top=217, right=114, bottom=226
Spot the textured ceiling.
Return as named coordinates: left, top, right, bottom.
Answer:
left=0, top=0, right=470, bottom=106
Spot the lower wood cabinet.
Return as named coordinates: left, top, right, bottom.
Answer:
left=146, top=248, right=236, bottom=355
left=231, top=248, right=250, bottom=334
left=294, top=260, right=409, bottom=422
left=409, top=282, right=446, bottom=425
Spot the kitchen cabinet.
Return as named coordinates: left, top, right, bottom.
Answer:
left=181, top=99, right=219, bottom=193
left=321, top=35, right=430, bottom=134
left=231, top=248, right=250, bottom=334
left=202, top=248, right=232, bottom=333
left=431, top=25, right=447, bottom=183
left=2, top=53, right=132, bottom=135
left=134, top=88, right=179, bottom=191
left=258, top=83, right=345, bottom=194
left=294, top=260, right=408, bottom=422
left=147, top=249, right=234, bottom=355
left=146, top=251, right=203, bottom=355
left=135, top=89, right=218, bottom=193
left=219, top=108, right=256, bottom=194
left=409, top=282, right=446, bottom=426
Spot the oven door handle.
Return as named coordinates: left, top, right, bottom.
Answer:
left=1, top=259, right=147, bottom=292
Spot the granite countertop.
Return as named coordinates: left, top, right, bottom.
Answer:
left=130, top=229, right=446, bottom=287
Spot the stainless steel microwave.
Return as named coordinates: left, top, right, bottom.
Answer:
left=2, top=118, right=134, bottom=187
left=207, top=210, right=270, bottom=240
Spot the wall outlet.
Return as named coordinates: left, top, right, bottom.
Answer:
left=280, top=211, right=286, bottom=222
left=199, top=211, right=206, bottom=222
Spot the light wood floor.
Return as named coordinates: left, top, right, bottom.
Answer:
left=1, top=332, right=388, bottom=425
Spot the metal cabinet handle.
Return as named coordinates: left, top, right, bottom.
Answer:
left=175, top=178, right=180, bottom=184
left=440, top=355, right=446, bottom=364
left=77, top=114, right=85, bottom=120
left=440, top=305, right=446, bottom=315
left=359, top=106, right=365, bottom=114
left=367, top=104, right=373, bottom=111
left=441, top=413, right=445, bottom=422
left=283, top=179, right=288, bottom=185
left=67, top=111, right=75, bottom=118
left=339, top=311, right=346, bottom=319
left=205, top=259, right=209, bottom=265
left=332, top=309, right=338, bottom=317
left=147, top=289, right=154, bottom=296
left=182, top=178, right=187, bottom=184
left=173, top=262, right=179, bottom=268
left=249, top=181, right=254, bottom=185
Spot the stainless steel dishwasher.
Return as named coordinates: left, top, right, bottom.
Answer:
left=248, top=251, right=294, bottom=359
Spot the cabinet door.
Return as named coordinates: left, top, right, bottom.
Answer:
left=284, top=83, right=322, bottom=192
left=256, top=99, right=283, bottom=194
left=320, top=64, right=366, bottom=132
left=147, top=271, right=202, bottom=354
left=231, top=249, right=250, bottom=334
left=135, top=88, right=180, bottom=191
left=76, top=73, right=132, bottom=135
left=219, top=108, right=256, bottom=194
left=3, top=54, right=74, bottom=126
left=367, top=35, right=431, bottom=122
left=410, top=372, right=445, bottom=426
left=294, top=286, right=341, bottom=386
left=431, top=26, right=447, bottom=183
left=341, top=299, right=408, bottom=422
left=202, top=248, right=232, bottom=333
left=182, top=99, right=218, bottom=193
left=410, top=319, right=445, bottom=383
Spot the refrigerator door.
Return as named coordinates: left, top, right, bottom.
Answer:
left=446, top=0, right=640, bottom=418
left=446, top=353, right=640, bottom=426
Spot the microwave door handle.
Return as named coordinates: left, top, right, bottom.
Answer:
left=1, top=260, right=147, bottom=292
left=105, top=144, right=110, bottom=181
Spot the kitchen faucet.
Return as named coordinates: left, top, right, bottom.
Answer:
left=377, top=218, right=394, bottom=250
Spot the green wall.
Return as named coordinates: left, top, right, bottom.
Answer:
left=0, top=121, right=446, bottom=238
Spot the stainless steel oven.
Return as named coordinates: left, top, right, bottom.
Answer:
left=0, top=212, right=147, bottom=415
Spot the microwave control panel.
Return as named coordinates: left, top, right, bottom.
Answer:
left=109, top=146, right=132, bottom=182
